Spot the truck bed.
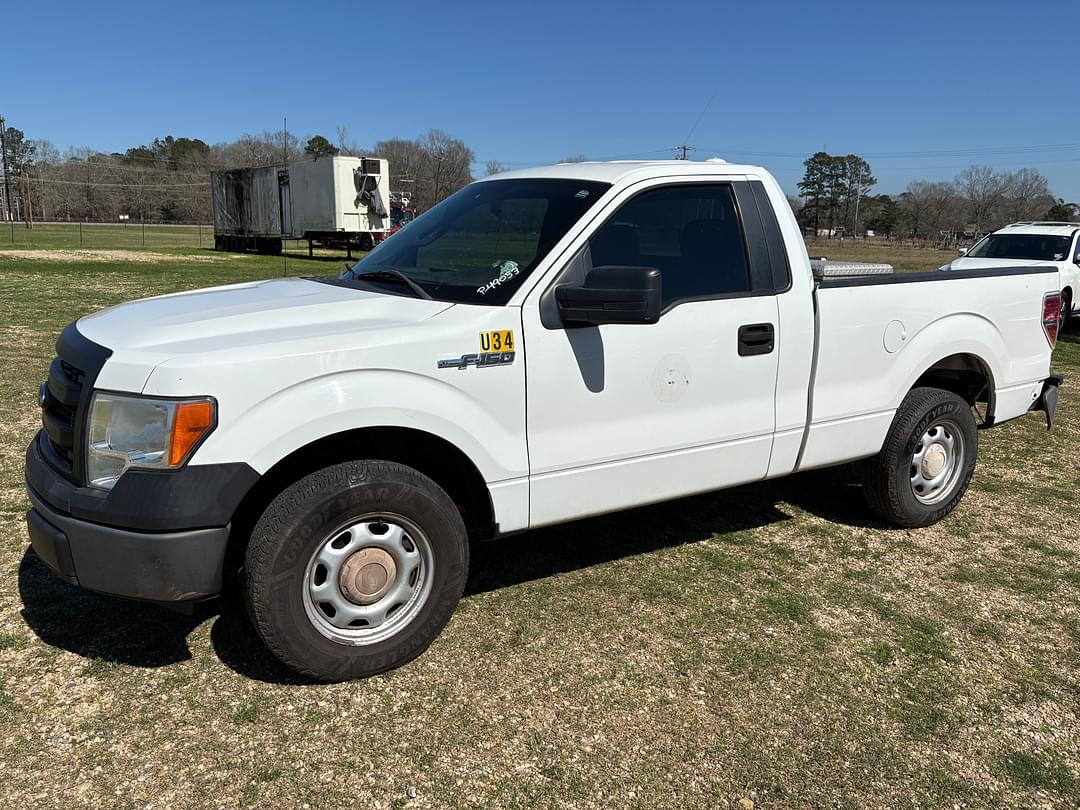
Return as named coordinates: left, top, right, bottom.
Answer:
left=797, top=264, right=1059, bottom=470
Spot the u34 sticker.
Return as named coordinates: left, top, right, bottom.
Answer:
left=479, top=330, right=514, bottom=352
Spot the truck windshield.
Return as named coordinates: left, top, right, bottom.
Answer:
left=337, top=178, right=610, bottom=304
left=966, top=234, right=1071, bottom=262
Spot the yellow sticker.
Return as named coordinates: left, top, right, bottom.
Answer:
left=479, top=330, right=515, bottom=352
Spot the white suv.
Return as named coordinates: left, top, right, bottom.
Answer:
left=943, top=222, right=1080, bottom=323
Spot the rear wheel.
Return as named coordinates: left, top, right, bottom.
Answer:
left=244, top=460, right=468, bottom=681
left=863, top=387, right=978, bottom=527
left=1061, top=290, right=1072, bottom=331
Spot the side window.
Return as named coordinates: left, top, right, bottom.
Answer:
left=1074, top=236, right=1080, bottom=262
left=588, top=184, right=751, bottom=308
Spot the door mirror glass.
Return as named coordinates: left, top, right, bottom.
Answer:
left=555, top=266, right=661, bottom=327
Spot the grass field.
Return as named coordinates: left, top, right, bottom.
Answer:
left=0, top=232, right=1078, bottom=808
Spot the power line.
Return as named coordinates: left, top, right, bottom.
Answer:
left=682, top=93, right=716, bottom=144
left=31, top=176, right=210, bottom=189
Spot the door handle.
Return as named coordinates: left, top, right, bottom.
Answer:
left=737, top=323, right=775, bottom=356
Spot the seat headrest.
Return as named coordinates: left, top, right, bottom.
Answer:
left=591, top=222, right=640, bottom=267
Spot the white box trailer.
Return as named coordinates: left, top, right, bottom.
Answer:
left=211, top=156, right=390, bottom=255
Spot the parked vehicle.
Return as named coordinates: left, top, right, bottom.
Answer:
left=26, top=160, right=1063, bottom=680
left=940, top=221, right=1080, bottom=324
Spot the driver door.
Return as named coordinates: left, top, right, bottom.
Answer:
left=522, top=180, right=780, bottom=527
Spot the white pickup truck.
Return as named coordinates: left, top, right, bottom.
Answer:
left=25, top=160, right=1063, bottom=680
left=940, top=221, right=1080, bottom=324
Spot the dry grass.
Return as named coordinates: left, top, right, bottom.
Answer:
left=0, top=249, right=238, bottom=264
left=0, top=245, right=1077, bottom=808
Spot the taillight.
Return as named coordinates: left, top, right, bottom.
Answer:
left=1043, top=292, right=1062, bottom=348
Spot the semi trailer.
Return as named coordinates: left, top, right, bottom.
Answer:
left=210, top=156, right=390, bottom=255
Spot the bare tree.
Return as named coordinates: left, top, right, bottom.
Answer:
left=955, top=166, right=1002, bottom=233
left=999, top=168, right=1053, bottom=223
left=334, top=126, right=365, bottom=157
left=485, top=160, right=506, bottom=176
left=900, top=180, right=958, bottom=240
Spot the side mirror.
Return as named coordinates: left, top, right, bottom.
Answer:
left=555, top=266, right=661, bottom=327
left=957, top=248, right=968, bottom=256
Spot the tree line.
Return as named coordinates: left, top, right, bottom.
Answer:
left=1, top=123, right=474, bottom=224
left=794, top=151, right=1077, bottom=242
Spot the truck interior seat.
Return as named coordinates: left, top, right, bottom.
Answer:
left=678, top=218, right=750, bottom=297
left=589, top=222, right=640, bottom=268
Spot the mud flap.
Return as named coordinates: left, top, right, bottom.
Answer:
left=1031, top=375, right=1063, bottom=429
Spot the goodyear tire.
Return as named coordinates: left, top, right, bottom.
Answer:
left=244, top=460, right=468, bottom=681
left=863, top=387, right=978, bottom=528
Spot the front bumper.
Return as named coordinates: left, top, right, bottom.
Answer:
left=26, top=485, right=229, bottom=602
left=25, top=431, right=259, bottom=603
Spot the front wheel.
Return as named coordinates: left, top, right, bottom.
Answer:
left=1061, top=290, right=1072, bottom=332
left=244, top=460, right=469, bottom=681
left=863, top=387, right=978, bottom=528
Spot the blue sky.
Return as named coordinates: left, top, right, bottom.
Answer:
left=9, top=0, right=1080, bottom=199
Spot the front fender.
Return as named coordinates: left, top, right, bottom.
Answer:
left=183, top=368, right=527, bottom=483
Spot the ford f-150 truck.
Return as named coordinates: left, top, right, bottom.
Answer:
left=25, top=160, right=1063, bottom=681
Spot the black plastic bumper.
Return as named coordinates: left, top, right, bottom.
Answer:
left=25, top=431, right=260, bottom=603
left=26, top=486, right=229, bottom=602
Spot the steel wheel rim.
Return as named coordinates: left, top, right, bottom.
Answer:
left=302, top=513, right=435, bottom=646
left=909, top=418, right=965, bottom=506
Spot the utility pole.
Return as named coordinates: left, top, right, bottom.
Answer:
left=674, top=144, right=694, bottom=160
left=0, top=116, right=11, bottom=223
left=20, top=169, right=32, bottom=229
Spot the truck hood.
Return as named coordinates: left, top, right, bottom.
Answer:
left=77, top=277, right=453, bottom=354
left=941, top=256, right=1059, bottom=272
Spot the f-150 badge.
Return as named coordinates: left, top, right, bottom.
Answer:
left=438, top=330, right=516, bottom=370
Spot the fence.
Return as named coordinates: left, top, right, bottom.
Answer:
left=1, top=221, right=212, bottom=250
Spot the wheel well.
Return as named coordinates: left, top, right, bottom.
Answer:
left=911, top=353, right=994, bottom=424
left=224, top=427, right=496, bottom=586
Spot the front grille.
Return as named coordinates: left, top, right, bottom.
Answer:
left=42, top=355, right=84, bottom=470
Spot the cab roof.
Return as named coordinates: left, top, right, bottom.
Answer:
left=995, top=222, right=1080, bottom=237
left=477, top=159, right=763, bottom=185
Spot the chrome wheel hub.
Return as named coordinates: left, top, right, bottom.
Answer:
left=302, top=515, right=434, bottom=646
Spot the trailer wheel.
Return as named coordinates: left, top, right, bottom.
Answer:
left=863, top=387, right=978, bottom=528
left=244, top=460, right=468, bottom=681
left=359, top=233, right=374, bottom=252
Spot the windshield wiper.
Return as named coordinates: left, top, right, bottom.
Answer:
left=350, top=268, right=432, bottom=300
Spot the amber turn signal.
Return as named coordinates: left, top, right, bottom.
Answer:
left=169, top=399, right=216, bottom=466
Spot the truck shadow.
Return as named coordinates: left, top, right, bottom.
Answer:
left=17, top=465, right=885, bottom=685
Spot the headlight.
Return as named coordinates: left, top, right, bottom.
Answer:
left=87, top=393, right=216, bottom=490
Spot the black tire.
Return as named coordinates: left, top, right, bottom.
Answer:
left=863, top=387, right=978, bottom=528
left=1061, top=290, right=1072, bottom=332
left=359, top=232, right=374, bottom=252
left=244, top=460, right=468, bottom=681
